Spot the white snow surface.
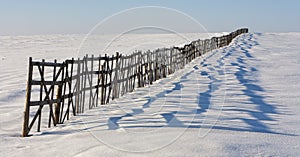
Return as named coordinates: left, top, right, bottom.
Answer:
left=0, top=32, right=300, bottom=156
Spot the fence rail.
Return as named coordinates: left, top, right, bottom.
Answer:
left=22, top=28, right=248, bottom=137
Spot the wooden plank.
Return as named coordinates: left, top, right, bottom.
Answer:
left=48, top=59, right=56, bottom=128
left=56, top=62, right=64, bottom=124
left=82, top=55, right=88, bottom=112
left=79, top=57, right=85, bottom=113
left=137, top=54, right=142, bottom=87
left=127, top=55, right=135, bottom=92
left=106, top=54, right=114, bottom=104
left=154, top=50, right=158, bottom=81
left=32, top=61, right=64, bottom=67
left=69, top=58, right=75, bottom=117
left=60, top=62, right=68, bottom=122
left=89, top=55, right=94, bottom=109
left=38, top=59, right=46, bottom=131
left=75, top=58, right=81, bottom=113
left=28, top=105, right=44, bottom=133
left=126, top=55, right=132, bottom=90
left=31, top=80, right=63, bottom=86
left=120, top=57, right=125, bottom=96
left=104, top=54, right=109, bottom=104
left=29, top=99, right=61, bottom=106
left=132, top=53, right=136, bottom=90
left=55, top=82, right=63, bottom=124
left=112, top=52, right=120, bottom=100
left=96, top=55, right=101, bottom=107
left=101, top=63, right=105, bottom=104
left=22, top=57, right=33, bottom=137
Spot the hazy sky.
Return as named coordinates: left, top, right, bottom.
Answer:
left=0, top=0, right=299, bottom=35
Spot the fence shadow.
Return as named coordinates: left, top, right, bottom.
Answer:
left=102, top=33, right=296, bottom=136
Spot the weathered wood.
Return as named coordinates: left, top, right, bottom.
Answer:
left=121, top=57, right=125, bottom=96
left=132, top=53, right=137, bottom=90
left=32, top=61, right=64, bottom=67
left=89, top=55, right=94, bottom=109
left=31, top=80, right=63, bottom=86
left=55, top=83, right=62, bottom=124
left=96, top=55, right=101, bottom=107
left=61, top=61, right=69, bottom=122
left=137, top=54, right=142, bottom=88
left=154, top=51, right=158, bottom=81
left=75, top=58, right=81, bottom=113
left=104, top=54, right=109, bottom=104
left=69, top=58, right=75, bottom=117
left=22, top=57, right=33, bottom=137
left=48, top=59, right=56, bottom=128
left=106, top=54, right=114, bottom=104
left=101, top=63, right=105, bottom=104
left=125, top=55, right=129, bottom=90
left=38, top=59, right=45, bottom=131
left=112, top=52, right=120, bottom=100
left=82, top=55, right=88, bottom=112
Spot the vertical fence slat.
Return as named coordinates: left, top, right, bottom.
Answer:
left=106, top=55, right=114, bottom=104
left=89, top=55, right=94, bottom=109
left=22, top=57, right=33, bottom=137
left=76, top=58, right=81, bottom=113
left=96, top=55, right=101, bottom=107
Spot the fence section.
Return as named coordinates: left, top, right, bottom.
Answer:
left=22, top=28, right=248, bottom=137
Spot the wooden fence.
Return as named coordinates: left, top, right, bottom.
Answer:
left=22, top=28, right=248, bottom=137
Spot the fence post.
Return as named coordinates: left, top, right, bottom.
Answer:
left=55, top=83, right=63, bottom=124
left=101, top=58, right=106, bottom=105
left=112, top=52, right=120, bottom=100
left=88, top=55, right=94, bottom=109
left=106, top=54, right=114, bottom=104
left=96, top=55, right=101, bottom=106
left=154, top=50, right=159, bottom=81
left=137, top=54, right=142, bottom=87
left=22, top=57, right=33, bottom=137
left=75, top=58, right=81, bottom=113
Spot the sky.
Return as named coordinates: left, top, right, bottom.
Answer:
left=0, top=0, right=299, bottom=35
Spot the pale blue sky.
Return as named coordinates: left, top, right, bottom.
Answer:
left=0, top=0, right=299, bottom=35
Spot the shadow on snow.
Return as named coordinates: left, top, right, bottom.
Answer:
left=38, top=34, right=296, bottom=137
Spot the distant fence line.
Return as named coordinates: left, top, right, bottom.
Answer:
left=22, top=28, right=248, bottom=137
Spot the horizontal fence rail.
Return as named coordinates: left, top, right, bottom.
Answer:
left=22, top=28, right=248, bottom=137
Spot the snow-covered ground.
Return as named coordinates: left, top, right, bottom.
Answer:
left=0, top=32, right=300, bottom=156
